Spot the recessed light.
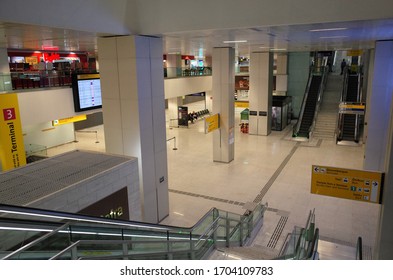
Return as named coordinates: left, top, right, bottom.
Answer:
left=223, top=40, right=248, bottom=43
left=309, top=28, right=347, bottom=32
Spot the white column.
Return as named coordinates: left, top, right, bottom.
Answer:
left=371, top=40, right=393, bottom=259
left=275, top=54, right=288, bottom=95
left=0, top=48, right=12, bottom=92
left=249, top=52, right=273, bottom=136
left=364, top=40, right=393, bottom=172
left=98, top=35, right=169, bottom=223
left=167, top=97, right=178, bottom=124
left=212, top=47, right=235, bottom=163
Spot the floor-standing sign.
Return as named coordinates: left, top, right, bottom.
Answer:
left=0, top=93, right=26, bottom=171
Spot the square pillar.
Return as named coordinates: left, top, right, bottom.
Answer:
left=98, top=35, right=169, bottom=223
left=249, top=52, right=273, bottom=136
left=212, top=47, right=235, bottom=163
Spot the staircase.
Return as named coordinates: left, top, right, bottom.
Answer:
left=313, top=75, right=342, bottom=139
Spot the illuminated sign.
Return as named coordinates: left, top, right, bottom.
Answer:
left=311, top=165, right=384, bottom=204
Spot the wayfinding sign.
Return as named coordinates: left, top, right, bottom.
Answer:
left=205, top=113, right=220, bottom=133
left=311, top=165, right=384, bottom=204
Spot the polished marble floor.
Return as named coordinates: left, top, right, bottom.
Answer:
left=46, top=85, right=379, bottom=260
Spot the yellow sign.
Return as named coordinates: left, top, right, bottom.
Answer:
left=311, top=165, right=384, bottom=204
left=53, top=115, right=87, bottom=126
left=235, top=101, right=249, bottom=108
left=77, top=74, right=100, bottom=79
left=347, top=50, right=363, bottom=56
left=205, top=113, right=220, bottom=133
left=0, top=93, right=27, bottom=171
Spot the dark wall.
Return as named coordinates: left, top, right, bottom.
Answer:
left=74, top=112, right=103, bottom=130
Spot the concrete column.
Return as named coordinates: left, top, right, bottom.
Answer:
left=275, top=53, right=288, bottom=95
left=167, top=97, right=178, bottom=124
left=364, top=40, right=393, bottom=172
left=249, top=52, right=273, bottom=136
left=212, top=47, right=235, bottom=163
left=98, top=35, right=169, bottom=223
left=0, top=48, right=12, bottom=92
left=166, top=53, right=182, bottom=78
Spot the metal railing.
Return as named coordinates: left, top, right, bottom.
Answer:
left=0, top=202, right=267, bottom=260
left=276, top=209, right=319, bottom=260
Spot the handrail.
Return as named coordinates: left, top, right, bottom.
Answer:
left=0, top=203, right=177, bottom=231
left=0, top=202, right=267, bottom=260
left=356, top=236, right=363, bottom=260
left=308, top=67, right=328, bottom=138
left=1, top=223, right=70, bottom=260
left=293, top=67, right=314, bottom=136
left=306, top=228, right=319, bottom=260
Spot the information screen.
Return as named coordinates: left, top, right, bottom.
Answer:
left=72, top=73, right=102, bottom=112
left=77, top=79, right=102, bottom=109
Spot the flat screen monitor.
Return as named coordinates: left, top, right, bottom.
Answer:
left=72, top=73, right=102, bottom=112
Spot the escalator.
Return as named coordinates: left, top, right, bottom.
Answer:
left=0, top=203, right=267, bottom=260
left=337, top=73, right=363, bottom=143
left=293, top=74, right=324, bottom=139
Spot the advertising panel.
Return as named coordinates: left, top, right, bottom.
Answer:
left=0, top=93, right=26, bottom=171
left=311, top=165, right=384, bottom=204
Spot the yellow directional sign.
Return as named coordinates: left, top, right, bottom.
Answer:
left=311, top=165, right=384, bottom=204
left=53, top=115, right=87, bottom=126
left=205, top=113, right=220, bottom=133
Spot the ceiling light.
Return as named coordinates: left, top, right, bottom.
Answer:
left=320, top=36, right=348, bottom=39
left=270, top=48, right=287, bottom=51
left=309, top=27, right=347, bottom=32
left=223, top=40, right=248, bottom=43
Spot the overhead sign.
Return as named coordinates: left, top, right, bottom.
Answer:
left=205, top=113, right=220, bottom=133
left=311, top=165, right=384, bottom=204
left=0, top=93, right=26, bottom=171
left=53, top=115, right=87, bottom=126
left=339, top=103, right=365, bottom=114
left=347, top=50, right=363, bottom=56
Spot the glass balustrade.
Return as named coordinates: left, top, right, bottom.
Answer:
left=0, top=203, right=267, bottom=260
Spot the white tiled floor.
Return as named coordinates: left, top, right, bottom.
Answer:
left=46, top=82, right=379, bottom=260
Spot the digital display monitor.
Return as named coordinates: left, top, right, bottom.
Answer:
left=72, top=73, right=102, bottom=112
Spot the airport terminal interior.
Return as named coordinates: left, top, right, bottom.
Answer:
left=42, top=71, right=376, bottom=260
left=1, top=0, right=393, bottom=260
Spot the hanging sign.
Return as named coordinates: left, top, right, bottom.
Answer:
left=0, top=93, right=26, bottom=171
left=205, top=113, right=220, bottom=133
left=311, top=165, right=384, bottom=204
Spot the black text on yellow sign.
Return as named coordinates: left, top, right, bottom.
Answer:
left=0, top=93, right=27, bottom=171
left=205, top=113, right=220, bottom=133
left=311, top=165, right=384, bottom=204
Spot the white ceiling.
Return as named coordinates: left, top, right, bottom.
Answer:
left=1, top=17, right=393, bottom=58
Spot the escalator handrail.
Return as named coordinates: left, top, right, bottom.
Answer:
left=293, top=67, right=314, bottom=136
left=1, top=223, right=70, bottom=260
left=0, top=203, right=204, bottom=232
left=306, top=227, right=319, bottom=260
left=308, top=67, right=328, bottom=138
left=356, top=236, right=363, bottom=260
